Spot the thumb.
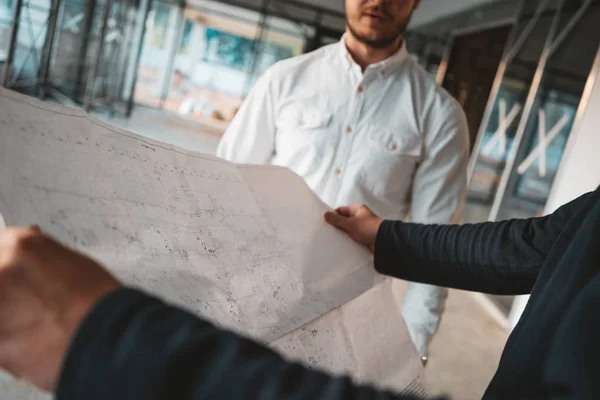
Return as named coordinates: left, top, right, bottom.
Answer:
left=324, top=211, right=350, bottom=232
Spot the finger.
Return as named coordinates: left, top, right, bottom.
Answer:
left=349, top=204, right=368, bottom=213
left=0, top=227, right=44, bottom=268
left=324, top=211, right=349, bottom=231
left=335, top=207, right=352, bottom=217
left=335, top=204, right=365, bottom=216
left=0, top=227, right=42, bottom=242
left=336, top=204, right=366, bottom=217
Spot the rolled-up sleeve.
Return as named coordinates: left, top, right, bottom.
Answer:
left=411, top=101, right=469, bottom=225
left=216, top=67, right=278, bottom=164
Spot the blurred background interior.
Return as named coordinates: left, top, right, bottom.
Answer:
left=2, top=0, right=600, bottom=398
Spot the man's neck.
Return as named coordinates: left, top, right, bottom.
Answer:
left=344, top=31, right=402, bottom=71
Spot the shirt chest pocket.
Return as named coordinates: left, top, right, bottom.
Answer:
left=275, top=106, right=332, bottom=161
left=356, top=127, right=422, bottom=198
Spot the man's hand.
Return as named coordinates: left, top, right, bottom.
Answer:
left=324, top=205, right=383, bottom=251
left=0, top=227, right=122, bottom=392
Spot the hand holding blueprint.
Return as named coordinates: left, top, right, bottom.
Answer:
left=0, top=88, right=425, bottom=399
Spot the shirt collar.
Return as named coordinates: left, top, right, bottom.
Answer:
left=338, top=33, right=408, bottom=77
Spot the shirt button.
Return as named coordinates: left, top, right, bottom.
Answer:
left=298, top=120, right=305, bottom=127
left=357, top=85, right=364, bottom=93
left=345, top=126, right=352, bottom=133
left=391, top=143, right=398, bottom=150
left=335, top=168, right=341, bottom=175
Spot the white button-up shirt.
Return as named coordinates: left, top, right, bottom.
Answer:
left=218, top=39, right=468, bottom=222
left=217, top=38, right=469, bottom=356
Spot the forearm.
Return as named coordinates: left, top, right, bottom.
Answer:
left=375, top=193, right=593, bottom=295
left=57, top=288, right=431, bottom=400
left=375, top=192, right=592, bottom=295
left=375, top=219, right=545, bottom=295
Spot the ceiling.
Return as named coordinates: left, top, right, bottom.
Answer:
left=293, top=0, right=506, bottom=28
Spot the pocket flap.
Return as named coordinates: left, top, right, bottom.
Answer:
left=367, top=127, right=421, bottom=157
left=278, top=106, right=332, bottom=130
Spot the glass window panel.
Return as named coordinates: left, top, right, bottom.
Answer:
left=495, top=4, right=600, bottom=220
left=0, top=0, right=13, bottom=60
left=163, top=17, right=258, bottom=120
left=160, top=10, right=302, bottom=123
left=91, top=0, right=139, bottom=108
left=2, top=0, right=51, bottom=88
left=134, top=1, right=178, bottom=108
left=464, top=0, right=557, bottom=223
left=48, top=0, right=92, bottom=99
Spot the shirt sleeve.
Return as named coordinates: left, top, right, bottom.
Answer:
left=216, top=67, right=278, bottom=164
left=374, top=192, right=593, bottom=295
left=56, top=288, right=442, bottom=400
left=410, top=100, right=469, bottom=225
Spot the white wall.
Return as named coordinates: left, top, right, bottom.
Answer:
left=300, top=0, right=507, bottom=28
left=544, top=49, right=600, bottom=213
left=410, top=0, right=504, bottom=27
left=239, top=0, right=505, bottom=29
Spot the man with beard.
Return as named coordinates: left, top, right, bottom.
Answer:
left=217, top=0, right=469, bottom=362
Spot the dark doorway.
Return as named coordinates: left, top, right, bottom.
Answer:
left=304, top=26, right=344, bottom=52
left=443, top=25, right=512, bottom=151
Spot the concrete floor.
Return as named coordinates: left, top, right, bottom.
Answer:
left=96, top=107, right=222, bottom=154
left=100, top=107, right=509, bottom=400
left=421, top=289, right=507, bottom=398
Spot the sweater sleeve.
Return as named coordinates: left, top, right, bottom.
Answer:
left=57, top=288, right=442, bottom=400
left=374, top=192, right=591, bottom=295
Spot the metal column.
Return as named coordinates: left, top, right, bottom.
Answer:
left=243, top=0, right=268, bottom=97
left=158, top=3, right=184, bottom=109
left=1, top=0, right=23, bottom=87
left=435, top=34, right=454, bottom=85
left=74, top=0, right=98, bottom=101
left=38, top=0, right=62, bottom=99
left=125, top=0, right=152, bottom=117
left=83, top=0, right=112, bottom=112
left=466, top=0, right=531, bottom=182
left=488, top=0, right=592, bottom=221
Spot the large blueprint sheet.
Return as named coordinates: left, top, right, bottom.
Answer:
left=0, top=88, right=424, bottom=399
